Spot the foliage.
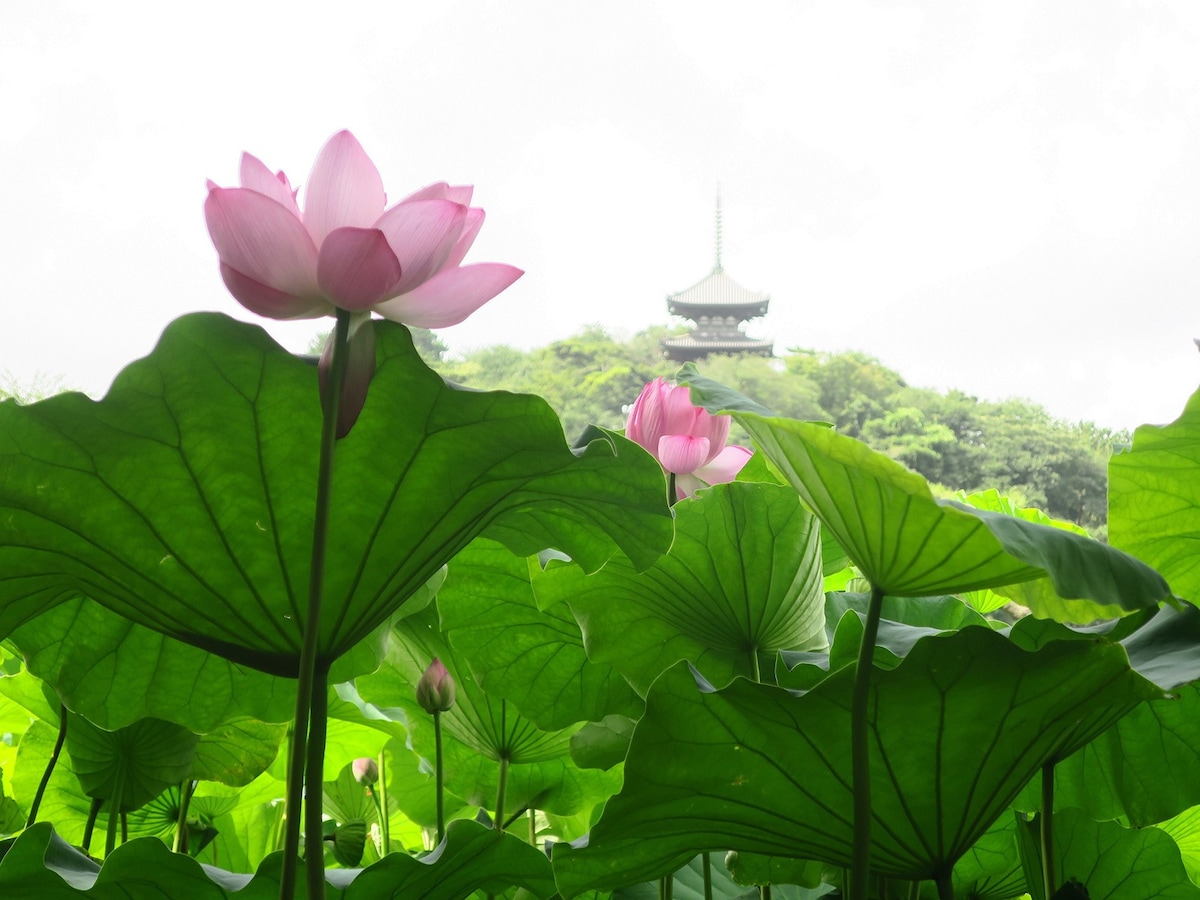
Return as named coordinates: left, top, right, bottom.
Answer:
left=433, top=334, right=1119, bottom=530
left=0, top=310, right=1197, bottom=900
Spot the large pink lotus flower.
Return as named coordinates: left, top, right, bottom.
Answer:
left=626, top=378, right=752, bottom=498
left=204, top=129, right=523, bottom=326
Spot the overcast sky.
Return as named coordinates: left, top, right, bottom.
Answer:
left=3, top=1, right=1198, bottom=432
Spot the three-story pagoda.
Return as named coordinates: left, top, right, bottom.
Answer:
left=661, top=198, right=773, bottom=362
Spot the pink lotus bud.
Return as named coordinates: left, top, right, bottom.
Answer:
left=318, top=312, right=375, bottom=438
left=352, top=757, right=378, bottom=786
left=625, top=379, right=752, bottom=498
left=416, top=657, right=456, bottom=713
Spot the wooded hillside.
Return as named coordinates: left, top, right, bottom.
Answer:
left=421, top=325, right=1122, bottom=532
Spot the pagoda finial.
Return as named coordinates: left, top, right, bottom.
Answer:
left=714, top=186, right=724, bottom=273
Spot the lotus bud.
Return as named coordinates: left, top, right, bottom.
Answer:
left=351, top=757, right=378, bottom=787
left=319, top=312, right=376, bottom=438
left=416, top=657, right=456, bottom=713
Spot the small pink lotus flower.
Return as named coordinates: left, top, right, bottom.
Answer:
left=204, top=130, right=523, bottom=326
left=415, top=658, right=456, bottom=714
left=626, top=378, right=752, bottom=498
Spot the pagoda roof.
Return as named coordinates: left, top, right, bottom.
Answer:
left=661, top=333, right=774, bottom=362
left=667, top=268, right=770, bottom=314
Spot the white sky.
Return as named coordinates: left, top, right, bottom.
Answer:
left=3, top=1, right=1198, bottom=431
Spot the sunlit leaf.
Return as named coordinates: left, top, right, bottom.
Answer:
left=1110, top=385, right=1200, bottom=602
left=437, top=538, right=641, bottom=731
left=682, top=371, right=1172, bottom=613
left=538, top=482, right=826, bottom=693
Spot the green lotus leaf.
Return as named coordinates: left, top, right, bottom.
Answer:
left=0, top=818, right=553, bottom=898
left=1110, top=385, right=1200, bottom=602
left=681, top=370, right=1172, bottom=612
left=357, top=606, right=621, bottom=819
left=66, top=714, right=198, bottom=812
left=436, top=538, right=641, bottom=731
left=537, top=482, right=826, bottom=693
left=6, top=595, right=295, bottom=733
left=552, top=627, right=1162, bottom=896
left=0, top=313, right=672, bottom=675
left=1022, top=808, right=1200, bottom=899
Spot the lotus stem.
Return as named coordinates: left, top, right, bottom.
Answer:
left=82, top=797, right=103, bottom=855
left=528, top=807, right=537, bottom=846
left=104, top=766, right=123, bottom=857
left=495, top=752, right=510, bottom=832
left=849, top=584, right=886, bottom=900
left=434, top=708, right=446, bottom=844
left=703, top=853, right=713, bottom=900
left=494, top=700, right=510, bottom=831
left=281, top=307, right=351, bottom=900
left=375, top=750, right=390, bottom=856
left=934, top=870, right=954, bottom=900
left=173, top=779, right=196, bottom=853
left=304, top=661, right=331, bottom=898
left=1042, top=761, right=1056, bottom=899
left=26, top=702, right=68, bottom=828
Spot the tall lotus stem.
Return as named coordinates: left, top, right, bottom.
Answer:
left=495, top=751, right=509, bottom=832
left=434, top=710, right=446, bottom=843
left=305, top=662, right=331, bottom=895
left=26, top=703, right=68, bottom=828
left=417, top=658, right=456, bottom=845
left=702, top=853, right=713, bottom=900
left=1042, top=761, right=1056, bottom=899
left=173, top=779, right=196, bottom=853
left=849, top=584, right=885, bottom=900
left=376, top=751, right=390, bottom=856
left=281, top=307, right=351, bottom=900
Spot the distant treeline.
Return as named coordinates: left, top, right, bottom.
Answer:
left=420, top=324, right=1122, bottom=533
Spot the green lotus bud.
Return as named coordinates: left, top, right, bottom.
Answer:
left=416, top=657, right=456, bottom=713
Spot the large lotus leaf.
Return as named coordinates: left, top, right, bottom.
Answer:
left=7, top=595, right=295, bottom=732
left=681, top=370, right=1172, bottom=610
left=537, top=482, right=826, bottom=693
left=356, top=606, right=621, bottom=819
left=0, top=313, right=672, bottom=675
left=436, top=538, right=641, bottom=731
left=1110, top=385, right=1200, bottom=602
left=1023, top=808, right=1200, bottom=899
left=0, top=818, right=553, bottom=899
left=65, top=714, right=198, bottom=812
left=552, top=627, right=1162, bottom=896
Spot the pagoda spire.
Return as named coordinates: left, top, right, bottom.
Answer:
left=714, top=187, right=724, bottom=273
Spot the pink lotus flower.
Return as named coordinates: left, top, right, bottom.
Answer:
left=204, top=129, right=523, bottom=326
left=626, top=378, right=752, bottom=498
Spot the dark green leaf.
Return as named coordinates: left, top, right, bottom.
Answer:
left=553, top=627, right=1162, bottom=895
left=0, top=314, right=672, bottom=674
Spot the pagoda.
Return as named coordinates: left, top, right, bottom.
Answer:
left=661, top=196, right=774, bottom=362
